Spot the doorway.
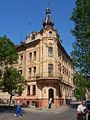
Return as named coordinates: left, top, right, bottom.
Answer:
left=49, top=88, right=54, bottom=103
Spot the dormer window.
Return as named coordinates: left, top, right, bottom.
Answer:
left=32, top=34, right=35, bottom=40
left=49, top=31, right=52, bottom=37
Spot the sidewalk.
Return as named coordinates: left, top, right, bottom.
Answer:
left=22, top=104, right=70, bottom=114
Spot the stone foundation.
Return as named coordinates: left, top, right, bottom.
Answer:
left=15, top=98, right=65, bottom=108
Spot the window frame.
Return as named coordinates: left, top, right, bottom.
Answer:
left=48, top=47, right=53, bottom=57
left=33, top=67, right=36, bottom=77
left=48, top=64, right=53, bottom=77
left=29, top=52, right=32, bottom=61
left=28, top=68, right=32, bottom=78
left=27, top=86, right=30, bottom=96
left=33, top=85, right=36, bottom=95
left=20, top=55, right=23, bottom=64
left=34, top=51, right=36, bottom=60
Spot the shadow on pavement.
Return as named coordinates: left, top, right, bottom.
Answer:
left=0, top=105, right=25, bottom=114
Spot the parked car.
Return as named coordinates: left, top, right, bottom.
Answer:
left=86, top=100, right=90, bottom=110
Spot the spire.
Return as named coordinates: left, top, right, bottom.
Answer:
left=43, top=1, right=54, bottom=29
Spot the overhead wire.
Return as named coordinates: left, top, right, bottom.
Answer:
left=33, top=0, right=44, bottom=29
left=27, top=0, right=40, bottom=30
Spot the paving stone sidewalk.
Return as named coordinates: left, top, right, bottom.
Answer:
left=22, top=104, right=71, bottom=114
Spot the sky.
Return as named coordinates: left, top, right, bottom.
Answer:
left=0, top=0, right=76, bottom=56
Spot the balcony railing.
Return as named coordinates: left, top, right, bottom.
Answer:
left=36, top=72, right=63, bottom=79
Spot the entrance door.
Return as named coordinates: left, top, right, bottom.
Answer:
left=49, top=88, right=54, bottom=103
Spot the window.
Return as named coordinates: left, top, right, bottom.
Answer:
left=33, top=67, right=36, bottom=77
left=33, top=85, right=36, bottom=95
left=32, top=34, right=35, bottom=40
left=34, top=51, right=36, bottom=60
left=29, top=52, right=32, bottom=61
left=20, top=70, right=22, bottom=75
left=20, top=55, right=23, bottom=64
left=27, top=86, right=30, bottom=95
left=48, top=47, right=53, bottom=57
left=49, top=31, right=52, bottom=37
left=2, top=92, right=4, bottom=96
left=48, top=64, right=53, bottom=77
left=29, top=68, right=31, bottom=78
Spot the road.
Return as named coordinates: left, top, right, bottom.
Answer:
left=0, top=105, right=77, bottom=120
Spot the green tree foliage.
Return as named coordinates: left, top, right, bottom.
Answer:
left=0, top=35, right=27, bottom=105
left=74, top=72, right=87, bottom=99
left=1, top=69, right=27, bottom=106
left=70, top=0, right=90, bottom=99
left=0, top=35, right=18, bottom=68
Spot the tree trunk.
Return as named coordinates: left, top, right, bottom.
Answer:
left=9, top=94, right=12, bottom=106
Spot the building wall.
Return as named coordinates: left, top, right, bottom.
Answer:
left=0, top=28, right=75, bottom=107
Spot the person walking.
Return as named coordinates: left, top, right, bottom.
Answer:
left=77, top=100, right=87, bottom=120
left=48, top=98, right=52, bottom=109
left=14, top=100, right=22, bottom=117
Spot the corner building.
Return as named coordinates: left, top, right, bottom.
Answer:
left=15, top=7, right=75, bottom=107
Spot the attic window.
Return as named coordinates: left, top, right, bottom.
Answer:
left=32, top=34, right=35, bottom=40
left=49, top=31, right=52, bottom=34
left=49, top=31, right=52, bottom=36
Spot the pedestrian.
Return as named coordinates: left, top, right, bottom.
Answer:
left=14, top=100, right=22, bottom=117
left=48, top=98, right=52, bottom=109
left=77, top=100, right=87, bottom=120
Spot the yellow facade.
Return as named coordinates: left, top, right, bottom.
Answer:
left=0, top=7, right=75, bottom=107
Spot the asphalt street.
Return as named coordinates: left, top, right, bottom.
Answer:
left=0, top=105, right=77, bottom=120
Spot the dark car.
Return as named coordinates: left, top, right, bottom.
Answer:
left=86, top=100, right=90, bottom=110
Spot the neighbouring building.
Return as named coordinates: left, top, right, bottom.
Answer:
left=0, top=6, right=76, bottom=107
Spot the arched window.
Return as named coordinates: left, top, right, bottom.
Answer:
left=49, top=31, right=52, bottom=37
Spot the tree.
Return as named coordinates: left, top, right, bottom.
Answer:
left=0, top=35, right=27, bottom=105
left=70, top=0, right=90, bottom=99
left=1, top=69, right=27, bottom=106
left=0, top=35, right=18, bottom=70
left=74, top=72, right=87, bottom=100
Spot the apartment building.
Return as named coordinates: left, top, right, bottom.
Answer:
left=0, top=7, right=75, bottom=107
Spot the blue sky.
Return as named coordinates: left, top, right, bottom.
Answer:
left=0, top=0, right=76, bottom=55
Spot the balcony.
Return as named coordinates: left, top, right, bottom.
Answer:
left=36, top=72, right=62, bottom=84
